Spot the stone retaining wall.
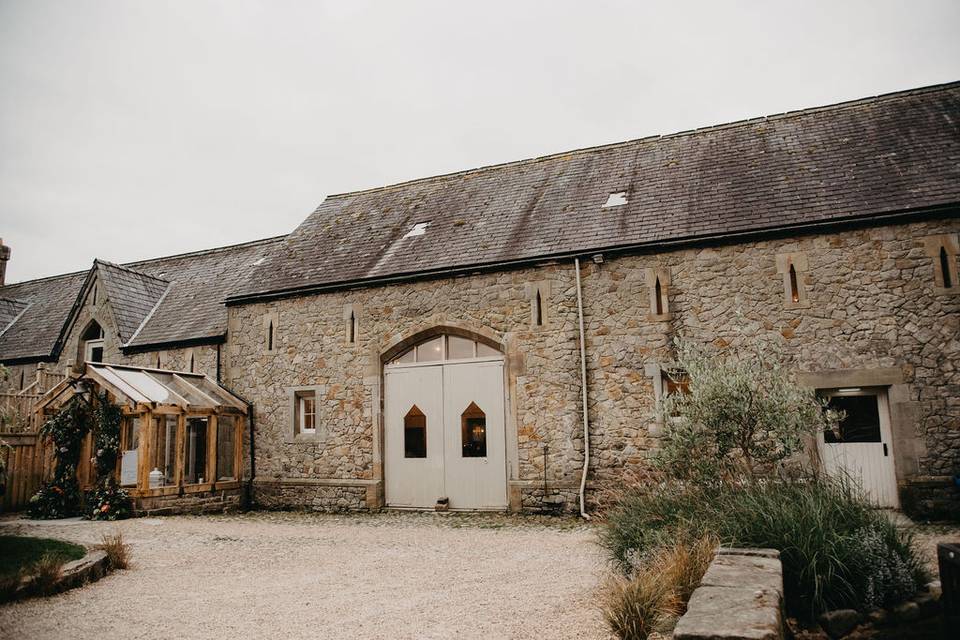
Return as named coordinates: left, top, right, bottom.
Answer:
left=674, top=548, right=785, bottom=640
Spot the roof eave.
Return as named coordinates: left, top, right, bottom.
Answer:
left=226, top=203, right=960, bottom=306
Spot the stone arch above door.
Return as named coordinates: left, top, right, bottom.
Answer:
left=380, top=322, right=504, bottom=365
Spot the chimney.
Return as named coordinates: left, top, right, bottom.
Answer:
left=0, top=239, right=9, bottom=286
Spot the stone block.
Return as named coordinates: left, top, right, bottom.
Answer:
left=673, top=585, right=783, bottom=640
left=700, top=553, right=784, bottom=598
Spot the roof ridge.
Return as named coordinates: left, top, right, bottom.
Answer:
left=122, top=234, right=287, bottom=270
left=94, top=258, right=170, bottom=283
left=326, top=80, right=960, bottom=199
left=1, top=235, right=287, bottom=289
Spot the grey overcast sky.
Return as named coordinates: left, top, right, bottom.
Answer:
left=2, top=1, right=959, bottom=283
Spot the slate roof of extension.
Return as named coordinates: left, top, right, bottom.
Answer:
left=0, top=237, right=283, bottom=363
left=229, top=82, right=960, bottom=303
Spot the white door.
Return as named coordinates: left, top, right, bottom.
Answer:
left=384, top=339, right=507, bottom=510
left=819, top=389, right=899, bottom=508
left=443, top=361, right=507, bottom=509
left=384, top=365, right=445, bottom=508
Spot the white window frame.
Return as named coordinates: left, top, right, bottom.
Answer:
left=299, top=392, right=316, bottom=435
left=285, top=385, right=326, bottom=443
left=84, top=338, right=105, bottom=363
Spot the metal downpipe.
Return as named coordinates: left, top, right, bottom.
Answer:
left=574, top=258, right=591, bottom=520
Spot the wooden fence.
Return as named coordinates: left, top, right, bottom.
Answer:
left=0, top=392, right=41, bottom=432
left=0, top=432, right=52, bottom=513
left=0, top=430, right=96, bottom=513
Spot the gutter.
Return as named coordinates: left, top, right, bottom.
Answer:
left=225, top=204, right=959, bottom=306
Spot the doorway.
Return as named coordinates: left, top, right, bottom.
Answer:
left=384, top=333, right=507, bottom=510
left=818, top=388, right=899, bottom=508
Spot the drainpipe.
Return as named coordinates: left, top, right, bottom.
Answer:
left=574, top=258, right=591, bottom=520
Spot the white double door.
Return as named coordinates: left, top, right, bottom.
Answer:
left=818, top=389, right=899, bottom=508
left=384, top=359, right=507, bottom=510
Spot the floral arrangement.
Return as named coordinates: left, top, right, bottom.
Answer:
left=85, top=392, right=131, bottom=521
left=28, top=396, right=90, bottom=519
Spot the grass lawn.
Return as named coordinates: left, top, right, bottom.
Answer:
left=0, top=535, right=86, bottom=578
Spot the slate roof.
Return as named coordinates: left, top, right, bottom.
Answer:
left=0, top=273, right=87, bottom=361
left=95, top=261, right=170, bottom=344
left=0, top=237, right=283, bottom=363
left=229, top=82, right=960, bottom=303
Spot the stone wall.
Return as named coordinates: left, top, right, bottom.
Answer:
left=225, top=217, right=960, bottom=515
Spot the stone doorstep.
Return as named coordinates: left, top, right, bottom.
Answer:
left=673, top=585, right=784, bottom=640
left=700, top=553, right=784, bottom=598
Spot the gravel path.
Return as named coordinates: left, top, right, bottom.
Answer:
left=0, top=511, right=609, bottom=640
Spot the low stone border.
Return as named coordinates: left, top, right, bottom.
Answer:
left=2, top=549, right=111, bottom=603
left=674, top=547, right=785, bottom=640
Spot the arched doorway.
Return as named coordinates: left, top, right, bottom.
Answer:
left=383, top=332, right=507, bottom=510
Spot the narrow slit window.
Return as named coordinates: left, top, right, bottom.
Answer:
left=349, top=311, right=356, bottom=343
left=535, top=289, right=543, bottom=326
left=654, top=277, right=664, bottom=316
left=267, top=321, right=274, bottom=351
left=461, top=402, right=487, bottom=458
left=156, top=353, right=161, bottom=369
left=789, top=264, right=800, bottom=303
left=404, top=405, right=427, bottom=458
left=941, top=246, right=953, bottom=289
left=189, top=353, right=195, bottom=372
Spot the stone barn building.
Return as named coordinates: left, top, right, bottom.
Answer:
left=1, top=82, right=958, bottom=517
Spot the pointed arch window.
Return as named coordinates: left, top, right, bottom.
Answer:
left=404, top=405, right=427, bottom=458
left=189, top=353, right=195, bottom=373
left=267, top=321, right=274, bottom=351
left=461, top=402, right=487, bottom=458
left=82, top=321, right=105, bottom=363
left=349, top=311, right=356, bottom=343
left=788, top=264, right=800, bottom=303
left=654, top=277, right=664, bottom=315
left=534, top=290, right=543, bottom=326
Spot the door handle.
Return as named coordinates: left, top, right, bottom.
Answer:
left=883, top=443, right=888, bottom=457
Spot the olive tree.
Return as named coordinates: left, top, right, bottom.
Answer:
left=655, top=336, right=836, bottom=483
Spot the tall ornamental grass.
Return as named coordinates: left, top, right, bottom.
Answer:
left=600, top=475, right=927, bottom=619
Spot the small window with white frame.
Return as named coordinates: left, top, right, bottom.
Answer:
left=296, top=390, right=316, bottom=435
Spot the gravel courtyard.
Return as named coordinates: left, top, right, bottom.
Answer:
left=0, top=511, right=608, bottom=640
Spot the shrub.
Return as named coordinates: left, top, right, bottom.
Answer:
left=600, top=476, right=927, bottom=620
left=600, top=535, right=716, bottom=640
left=656, top=336, right=837, bottom=483
left=97, top=532, right=130, bottom=570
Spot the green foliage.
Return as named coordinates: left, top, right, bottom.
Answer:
left=600, top=476, right=928, bottom=619
left=0, top=437, right=9, bottom=498
left=28, top=396, right=91, bottom=519
left=28, top=392, right=131, bottom=520
left=0, top=535, right=86, bottom=578
left=86, top=392, right=131, bottom=521
left=656, top=336, right=837, bottom=482
left=85, top=482, right=132, bottom=520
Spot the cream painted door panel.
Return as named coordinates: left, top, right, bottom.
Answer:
left=820, top=391, right=899, bottom=509
left=384, top=365, right=444, bottom=508
left=442, top=361, right=507, bottom=509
